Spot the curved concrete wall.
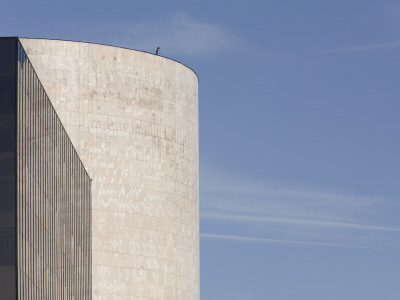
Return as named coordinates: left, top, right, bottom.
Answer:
left=20, top=38, right=199, bottom=300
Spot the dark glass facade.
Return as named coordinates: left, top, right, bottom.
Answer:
left=0, top=37, right=17, bottom=299
left=0, top=38, right=91, bottom=299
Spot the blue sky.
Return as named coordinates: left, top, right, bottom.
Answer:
left=2, top=0, right=400, bottom=299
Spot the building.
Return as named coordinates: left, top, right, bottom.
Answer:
left=0, top=37, right=199, bottom=299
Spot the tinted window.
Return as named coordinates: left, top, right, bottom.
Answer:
left=0, top=39, right=16, bottom=77
left=0, top=115, right=15, bottom=152
left=0, top=266, right=16, bottom=298
left=0, top=76, right=16, bottom=113
left=0, top=227, right=15, bottom=265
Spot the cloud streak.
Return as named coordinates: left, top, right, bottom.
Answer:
left=201, top=212, right=400, bottom=232
left=336, top=40, right=400, bottom=52
left=201, top=233, right=376, bottom=249
left=200, top=164, right=400, bottom=249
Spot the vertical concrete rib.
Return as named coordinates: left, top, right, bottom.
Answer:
left=16, top=40, right=91, bottom=299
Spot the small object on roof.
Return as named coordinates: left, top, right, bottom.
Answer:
left=156, top=47, right=160, bottom=55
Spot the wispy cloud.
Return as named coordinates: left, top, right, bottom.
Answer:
left=200, top=164, right=400, bottom=248
left=336, top=40, right=400, bottom=52
left=201, top=233, right=375, bottom=249
left=201, top=212, right=400, bottom=232
left=109, top=13, right=241, bottom=55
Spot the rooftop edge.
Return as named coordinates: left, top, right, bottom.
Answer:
left=12, top=36, right=199, bottom=82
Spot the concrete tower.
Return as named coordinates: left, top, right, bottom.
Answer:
left=19, top=38, right=199, bottom=299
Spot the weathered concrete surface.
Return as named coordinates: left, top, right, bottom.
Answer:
left=20, top=38, right=199, bottom=300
